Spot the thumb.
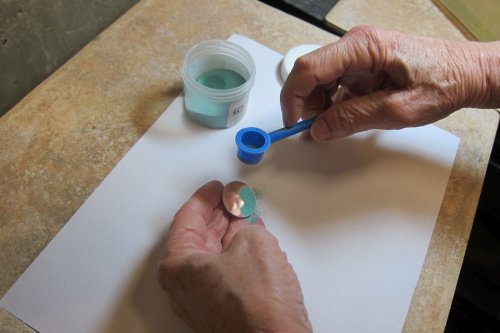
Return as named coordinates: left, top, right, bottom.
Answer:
left=310, top=89, right=401, bottom=140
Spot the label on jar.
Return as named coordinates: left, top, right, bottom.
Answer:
left=226, top=96, right=249, bottom=128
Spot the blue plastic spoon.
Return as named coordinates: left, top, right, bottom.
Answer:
left=235, top=117, right=315, bottom=164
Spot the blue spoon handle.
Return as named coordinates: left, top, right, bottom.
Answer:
left=268, top=117, right=315, bottom=143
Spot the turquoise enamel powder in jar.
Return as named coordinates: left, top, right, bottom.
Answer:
left=182, top=40, right=256, bottom=129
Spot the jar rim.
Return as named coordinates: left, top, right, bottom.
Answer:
left=182, top=40, right=256, bottom=101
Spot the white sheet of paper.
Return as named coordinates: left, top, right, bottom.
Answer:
left=1, top=34, right=460, bottom=333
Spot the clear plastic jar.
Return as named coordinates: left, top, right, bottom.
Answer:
left=182, top=40, right=256, bottom=129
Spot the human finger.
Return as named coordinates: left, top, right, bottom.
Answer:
left=309, top=89, right=398, bottom=140
left=166, top=180, right=227, bottom=254
left=221, top=216, right=265, bottom=251
left=309, top=87, right=452, bottom=140
left=281, top=26, right=388, bottom=126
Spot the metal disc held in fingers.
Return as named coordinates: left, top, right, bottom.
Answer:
left=222, top=181, right=257, bottom=218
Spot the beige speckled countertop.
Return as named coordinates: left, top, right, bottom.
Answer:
left=326, top=0, right=466, bottom=40
left=0, top=0, right=498, bottom=332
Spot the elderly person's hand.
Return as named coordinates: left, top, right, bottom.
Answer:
left=281, top=26, right=500, bottom=141
left=155, top=181, right=312, bottom=333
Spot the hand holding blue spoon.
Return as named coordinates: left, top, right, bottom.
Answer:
left=235, top=117, right=315, bottom=164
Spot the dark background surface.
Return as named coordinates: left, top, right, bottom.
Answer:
left=0, top=0, right=140, bottom=117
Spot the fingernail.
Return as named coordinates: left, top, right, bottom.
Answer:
left=311, top=118, right=331, bottom=141
left=282, top=114, right=295, bottom=128
left=300, top=131, right=313, bottom=141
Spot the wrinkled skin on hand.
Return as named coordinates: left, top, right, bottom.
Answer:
left=281, top=25, right=500, bottom=141
left=156, top=181, right=312, bottom=333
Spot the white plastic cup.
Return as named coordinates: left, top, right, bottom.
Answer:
left=182, top=40, right=256, bottom=129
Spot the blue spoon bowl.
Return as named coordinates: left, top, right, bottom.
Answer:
left=235, top=117, right=315, bottom=164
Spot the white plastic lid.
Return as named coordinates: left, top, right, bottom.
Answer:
left=280, top=44, right=321, bottom=83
